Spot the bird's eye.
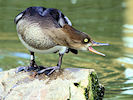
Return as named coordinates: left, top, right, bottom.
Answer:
left=84, top=38, right=89, bottom=43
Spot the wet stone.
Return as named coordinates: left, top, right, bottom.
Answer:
left=0, top=68, right=104, bottom=100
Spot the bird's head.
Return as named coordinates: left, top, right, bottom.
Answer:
left=62, top=24, right=109, bottom=56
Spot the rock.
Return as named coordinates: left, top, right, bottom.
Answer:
left=0, top=68, right=104, bottom=100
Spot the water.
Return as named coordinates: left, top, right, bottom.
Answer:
left=0, top=0, right=133, bottom=99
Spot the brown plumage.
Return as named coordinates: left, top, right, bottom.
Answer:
left=48, top=24, right=92, bottom=50
left=15, top=7, right=109, bottom=75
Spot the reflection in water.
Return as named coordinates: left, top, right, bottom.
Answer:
left=117, top=0, right=133, bottom=97
left=124, top=68, right=133, bottom=84
left=122, top=37, right=133, bottom=48
left=71, top=0, right=77, bottom=4
left=123, top=29, right=133, bottom=33
left=123, top=24, right=133, bottom=30
left=123, top=24, right=133, bottom=33
left=117, top=24, right=133, bottom=64
left=10, top=52, right=30, bottom=59
left=0, top=51, right=29, bottom=70
left=0, top=68, right=3, bottom=72
left=117, top=57, right=133, bottom=64
left=121, top=89, right=133, bottom=95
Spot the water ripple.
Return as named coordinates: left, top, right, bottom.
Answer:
left=122, top=37, right=133, bottom=48
left=123, top=24, right=133, bottom=30
left=124, top=68, right=133, bottom=78
left=117, top=57, right=133, bottom=64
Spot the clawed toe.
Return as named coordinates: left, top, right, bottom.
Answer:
left=16, top=66, right=27, bottom=73
left=37, top=66, right=60, bottom=75
left=16, top=65, right=46, bottom=73
left=16, top=66, right=36, bottom=73
left=16, top=65, right=58, bottom=76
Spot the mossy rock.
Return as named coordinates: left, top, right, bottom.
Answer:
left=0, top=68, right=104, bottom=100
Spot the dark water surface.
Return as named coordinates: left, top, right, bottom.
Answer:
left=0, top=0, right=133, bottom=99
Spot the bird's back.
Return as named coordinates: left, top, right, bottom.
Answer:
left=15, top=7, right=67, bottom=50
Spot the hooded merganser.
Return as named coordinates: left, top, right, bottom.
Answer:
left=14, top=7, right=109, bottom=75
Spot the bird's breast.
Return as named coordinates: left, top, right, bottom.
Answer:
left=17, top=19, right=57, bottom=50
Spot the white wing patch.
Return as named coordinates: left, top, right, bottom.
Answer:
left=58, top=11, right=72, bottom=27
left=15, top=12, right=23, bottom=23
left=58, top=16, right=72, bottom=27
left=64, top=16, right=72, bottom=26
left=58, top=18, right=65, bottom=27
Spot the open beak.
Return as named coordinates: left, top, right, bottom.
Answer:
left=88, top=41, right=109, bottom=56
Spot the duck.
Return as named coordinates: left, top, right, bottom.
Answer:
left=14, top=7, right=109, bottom=75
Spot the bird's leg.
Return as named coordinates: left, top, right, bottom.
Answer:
left=37, top=54, right=64, bottom=75
left=16, top=51, right=40, bottom=72
left=30, top=52, right=38, bottom=67
left=26, top=51, right=39, bottom=71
